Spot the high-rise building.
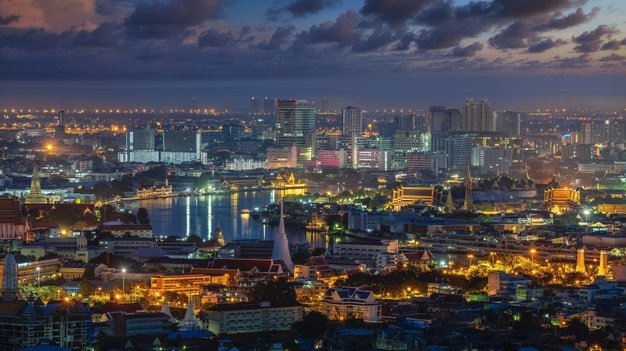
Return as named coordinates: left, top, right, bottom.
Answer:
left=462, top=98, right=495, bottom=132
left=581, top=120, right=626, bottom=144
left=275, top=99, right=316, bottom=150
left=341, top=106, right=363, bottom=137
left=163, top=130, right=201, bottom=153
left=471, top=147, right=512, bottom=175
left=58, top=110, right=65, bottom=127
left=432, top=134, right=471, bottom=170
left=126, top=129, right=155, bottom=151
left=430, top=106, right=463, bottom=133
left=320, top=97, right=329, bottom=113
left=429, top=106, right=446, bottom=132
left=496, top=111, right=527, bottom=136
left=447, top=109, right=463, bottom=132
left=263, top=97, right=275, bottom=115
left=249, top=97, right=260, bottom=115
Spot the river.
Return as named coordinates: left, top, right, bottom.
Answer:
left=125, top=190, right=327, bottom=248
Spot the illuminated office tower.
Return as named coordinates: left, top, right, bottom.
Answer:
left=496, top=111, right=527, bottom=136
left=462, top=98, right=495, bottom=132
left=275, top=99, right=316, bottom=149
left=341, top=106, right=363, bottom=137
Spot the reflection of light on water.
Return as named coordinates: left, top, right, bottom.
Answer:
left=185, top=196, right=190, bottom=236
left=305, top=231, right=328, bottom=249
left=241, top=212, right=249, bottom=237
left=207, top=195, right=213, bottom=240
left=231, top=192, right=239, bottom=239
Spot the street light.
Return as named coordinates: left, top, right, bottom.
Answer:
left=583, top=209, right=591, bottom=223
left=467, top=253, right=475, bottom=266
left=36, top=267, right=41, bottom=288
left=121, top=268, right=127, bottom=301
left=489, top=252, right=496, bottom=265
left=530, top=248, right=537, bottom=265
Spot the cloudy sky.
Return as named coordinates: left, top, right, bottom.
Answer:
left=0, top=0, right=625, bottom=110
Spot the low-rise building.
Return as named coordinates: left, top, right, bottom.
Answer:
left=487, top=271, right=531, bottom=299
left=150, top=272, right=235, bottom=296
left=333, top=240, right=399, bottom=269
left=205, top=301, right=303, bottom=334
left=323, top=287, right=381, bottom=322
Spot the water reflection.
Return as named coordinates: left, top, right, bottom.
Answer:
left=136, top=191, right=326, bottom=246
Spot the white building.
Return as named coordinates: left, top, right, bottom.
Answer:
left=323, top=287, right=381, bottom=322
left=333, top=240, right=399, bottom=269
left=205, top=302, right=303, bottom=334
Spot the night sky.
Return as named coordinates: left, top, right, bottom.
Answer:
left=0, top=0, right=625, bottom=110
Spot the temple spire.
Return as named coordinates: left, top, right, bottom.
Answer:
left=25, top=163, right=48, bottom=204
left=272, top=200, right=294, bottom=272
left=1, top=253, right=18, bottom=302
left=463, top=166, right=473, bottom=212
left=445, top=188, right=455, bottom=213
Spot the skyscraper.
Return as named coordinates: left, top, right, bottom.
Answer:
left=496, top=111, right=527, bottom=136
left=263, top=97, right=275, bottom=116
left=462, top=98, right=495, bottom=132
left=341, top=106, right=363, bottom=137
left=275, top=99, right=316, bottom=149
left=126, top=129, right=155, bottom=151
left=250, top=97, right=260, bottom=115
left=429, top=106, right=446, bottom=133
left=429, top=106, right=463, bottom=133
left=581, top=120, right=626, bottom=144
left=163, top=130, right=201, bottom=153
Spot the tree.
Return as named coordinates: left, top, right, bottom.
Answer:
left=249, top=278, right=296, bottom=304
left=137, top=207, right=150, bottom=225
left=563, top=317, right=589, bottom=341
left=294, top=312, right=328, bottom=338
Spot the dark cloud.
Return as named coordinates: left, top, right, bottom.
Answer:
left=489, top=21, right=537, bottom=50
left=449, top=42, right=483, bottom=57
left=572, top=25, right=619, bottom=53
left=599, top=53, right=626, bottom=62
left=551, top=54, right=591, bottom=69
left=125, top=0, right=224, bottom=39
left=351, top=26, right=399, bottom=52
left=527, top=38, right=566, bottom=53
left=0, top=14, right=20, bottom=26
left=361, top=0, right=434, bottom=26
left=294, top=10, right=361, bottom=47
left=74, top=21, right=124, bottom=47
left=0, top=27, right=73, bottom=50
left=600, top=40, right=621, bottom=51
left=95, top=0, right=133, bottom=17
left=259, top=26, right=295, bottom=50
left=197, top=28, right=236, bottom=48
left=287, top=0, right=338, bottom=17
left=267, top=0, right=338, bottom=21
left=485, top=0, right=587, bottom=19
left=536, top=7, right=598, bottom=30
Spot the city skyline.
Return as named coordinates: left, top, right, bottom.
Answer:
left=0, top=0, right=625, bottom=109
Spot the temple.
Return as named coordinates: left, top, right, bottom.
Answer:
left=463, top=166, right=474, bottom=212
left=272, top=201, right=294, bottom=272
left=24, top=164, right=48, bottom=204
